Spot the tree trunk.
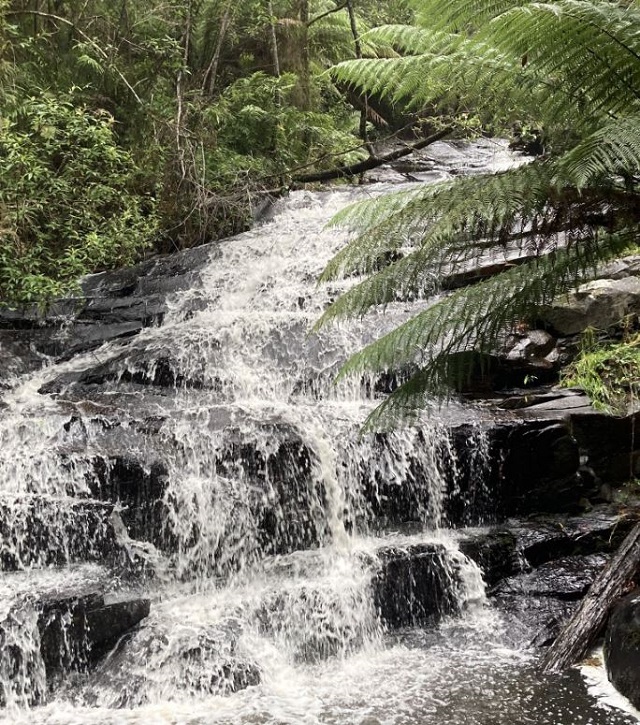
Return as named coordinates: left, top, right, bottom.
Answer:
left=346, top=0, right=371, bottom=155
left=541, top=521, right=640, bottom=673
left=266, top=0, right=280, bottom=77
left=202, top=0, right=234, bottom=94
left=176, top=0, right=193, bottom=181
left=293, top=127, right=451, bottom=184
left=297, top=0, right=310, bottom=109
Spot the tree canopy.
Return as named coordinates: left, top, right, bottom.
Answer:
left=316, top=0, right=640, bottom=427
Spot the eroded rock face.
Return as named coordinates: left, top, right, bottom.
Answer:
left=605, top=589, right=640, bottom=709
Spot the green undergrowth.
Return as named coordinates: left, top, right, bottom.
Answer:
left=561, top=327, right=640, bottom=415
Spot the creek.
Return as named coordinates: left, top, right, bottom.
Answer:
left=0, top=139, right=636, bottom=724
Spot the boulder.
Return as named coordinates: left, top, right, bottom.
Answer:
left=604, top=589, right=640, bottom=709
left=542, top=276, right=640, bottom=336
left=372, top=543, right=469, bottom=627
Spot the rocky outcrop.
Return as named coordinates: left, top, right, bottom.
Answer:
left=540, top=255, right=640, bottom=336
left=0, top=241, right=218, bottom=377
left=543, top=276, right=640, bottom=336
left=604, top=589, right=640, bottom=709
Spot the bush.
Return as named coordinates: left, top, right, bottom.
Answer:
left=0, top=94, right=158, bottom=305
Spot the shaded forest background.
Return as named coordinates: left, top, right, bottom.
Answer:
left=0, top=0, right=411, bottom=304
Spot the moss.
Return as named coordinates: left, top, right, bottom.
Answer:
left=560, top=327, right=640, bottom=415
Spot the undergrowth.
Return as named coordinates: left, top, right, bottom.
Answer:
left=561, top=326, right=640, bottom=415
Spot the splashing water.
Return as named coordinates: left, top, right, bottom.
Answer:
left=0, top=140, right=633, bottom=724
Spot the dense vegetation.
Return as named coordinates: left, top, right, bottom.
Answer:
left=0, top=0, right=410, bottom=304
left=318, top=0, right=640, bottom=426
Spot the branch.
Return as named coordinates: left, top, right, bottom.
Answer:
left=5, top=9, right=142, bottom=104
left=307, top=2, right=348, bottom=28
left=292, top=127, right=452, bottom=184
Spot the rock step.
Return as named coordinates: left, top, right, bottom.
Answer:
left=456, top=505, right=640, bottom=649
left=0, top=566, right=150, bottom=707
left=0, top=496, right=121, bottom=572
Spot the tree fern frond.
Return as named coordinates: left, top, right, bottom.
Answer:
left=484, top=2, right=640, bottom=118
left=412, top=0, right=530, bottom=32
left=320, top=0, right=640, bottom=428
left=320, top=162, right=553, bottom=284
left=349, top=230, right=635, bottom=428
left=363, top=24, right=461, bottom=56
left=557, top=115, right=640, bottom=187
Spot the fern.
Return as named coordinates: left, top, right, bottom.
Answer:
left=317, top=0, right=640, bottom=426
left=352, top=230, right=635, bottom=428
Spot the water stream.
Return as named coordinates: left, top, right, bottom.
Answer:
left=0, top=139, right=636, bottom=724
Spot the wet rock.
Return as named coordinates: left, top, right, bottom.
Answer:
left=495, top=594, right=578, bottom=648
left=82, top=422, right=327, bottom=566
left=490, top=551, right=608, bottom=648
left=0, top=242, right=218, bottom=368
left=84, top=620, right=260, bottom=707
left=499, top=388, right=593, bottom=414
left=507, top=508, right=636, bottom=567
left=0, top=580, right=150, bottom=705
left=458, top=506, right=634, bottom=587
left=39, top=590, right=150, bottom=674
left=212, top=425, right=327, bottom=557
left=489, top=421, right=584, bottom=515
left=0, top=497, right=119, bottom=571
left=0, top=331, right=48, bottom=384
left=88, top=457, right=170, bottom=547
left=39, top=345, right=215, bottom=396
left=570, top=412, right=640, bottom=483
left=604, top=589, right=640, bottom=709
left=255, top=585, right=371, bottom=663
left=458, top=530, right=519, bottom=586
left=373, top=543, right=467, bottom=627
left=491, top=554, right=608, bottom=600
left=542, top=276, right=640, bottom=336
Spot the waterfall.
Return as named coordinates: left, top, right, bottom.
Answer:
left=2, top=140, right=627, bottom=725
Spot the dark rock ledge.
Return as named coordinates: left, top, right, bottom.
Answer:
left=0, top=575, right=150, bottom=706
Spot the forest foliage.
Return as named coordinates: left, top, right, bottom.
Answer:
left=0, top=0, right=410, bottom=304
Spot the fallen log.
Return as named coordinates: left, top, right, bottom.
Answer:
left=292, top=127, right=452, bottom=184
left=541, top=521, right=640, bottom=673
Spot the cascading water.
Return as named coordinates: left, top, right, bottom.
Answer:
left=0, top=139, right=636, bottom=724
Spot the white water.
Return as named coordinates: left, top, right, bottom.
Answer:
left=0, top=139, right=635, bottom=724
